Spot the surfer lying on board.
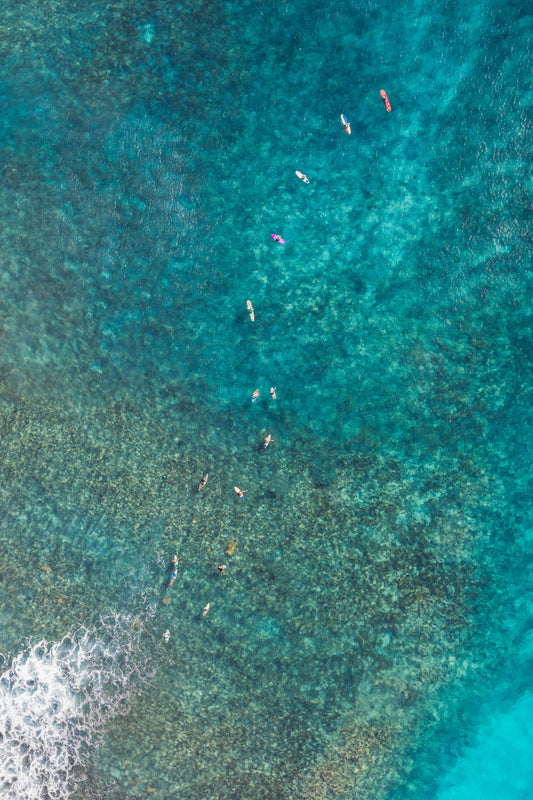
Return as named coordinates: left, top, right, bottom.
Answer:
left=169, top=555, right=181, bottom=587
left=340, top=113, right=351, bottom=134
left=380, top=89, right=391, bottom=112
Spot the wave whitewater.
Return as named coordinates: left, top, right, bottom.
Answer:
left=0, top=613, right=150, bottom=800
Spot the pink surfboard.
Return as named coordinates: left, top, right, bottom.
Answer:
left=271, top=234, right=285, bottom=244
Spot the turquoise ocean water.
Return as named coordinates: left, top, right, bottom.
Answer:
left=0, top=0, right=531, bottom=798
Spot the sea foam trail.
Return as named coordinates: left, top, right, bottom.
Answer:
left=0, top=613, right=149, bottom=800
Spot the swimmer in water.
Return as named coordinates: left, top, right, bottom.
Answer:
left=218, top=565, right=227, bottom=575
left=169, top=555, right=181, bottom=587
left=198, top=474, right=208, bottom=491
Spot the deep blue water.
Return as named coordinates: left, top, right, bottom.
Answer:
left=0, top=0, right=531, bottom=798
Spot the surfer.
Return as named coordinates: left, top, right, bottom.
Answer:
left=295, top=171, right=310, bottom=184
left=252, top=389, right=259, bottom=402
left=234, top=486, right=247, bottom=499
left=169, top=556, right=181, bottom=587
left=163, top=629, right=170, bottom=643
left=271, top=234, right=285, bottom=244
left=218, top=565, right=227, bottom=575
left=264, top=434, right=274, bottom=448
left=270, top=386, right=277, bottom=400
left=247, top=300, right=255, bottom=321
left=341, top=113, right=351, bottom=134
left=198, top=474, right=208, bottom=491
left=380, top=89, right=391, bottom=112
left=202, top=603, right=210, bottom=616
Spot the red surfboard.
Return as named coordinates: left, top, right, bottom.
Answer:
left=380, top=90, right=391, bottom=112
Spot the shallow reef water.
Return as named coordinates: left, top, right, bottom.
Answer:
left=0, top=0, right=531, bottom=798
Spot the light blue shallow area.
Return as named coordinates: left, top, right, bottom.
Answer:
left=436, top=692, right=533, bottom=800
left=0, top=0, right=531, bottom=798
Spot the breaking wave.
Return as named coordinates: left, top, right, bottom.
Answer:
left=0, top=612, right=151, bottom=800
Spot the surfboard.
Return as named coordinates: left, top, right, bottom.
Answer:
left=246, top=300, right=254, bottom=321
left=271, top=234, right=286, bottom=244
left=340, top=113, right=351, bottom=134
left=295, top=171, right=310, bottom=184
left=380, top=90, right=391, bottom=112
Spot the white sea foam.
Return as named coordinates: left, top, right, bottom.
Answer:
left=0, top=613, right=148, bottom=800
